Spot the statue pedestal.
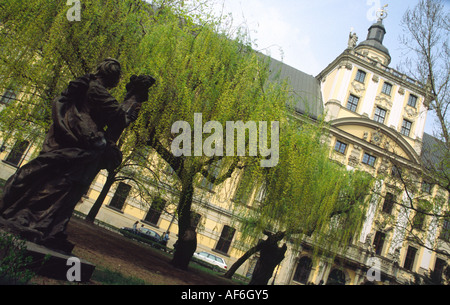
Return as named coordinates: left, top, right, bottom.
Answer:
left=25, top=241, right=96, bottom=283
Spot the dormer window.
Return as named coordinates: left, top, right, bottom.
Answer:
left=355, top=70, right=366, bottom=83
left=381, top=82, right=392, bottom=96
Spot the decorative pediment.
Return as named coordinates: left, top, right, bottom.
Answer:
left=370, top=55, right=383, bottom=63
left=351, top=80, right=366, bottom=94
left=404, top=106, right=418, bottom=119
left=375, top=95, right=392, bottom=108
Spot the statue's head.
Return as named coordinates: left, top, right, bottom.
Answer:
left=95, top=58, right=121, bottom=88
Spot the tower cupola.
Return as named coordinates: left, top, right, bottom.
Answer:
left=354, top=5, right=391, bottom=65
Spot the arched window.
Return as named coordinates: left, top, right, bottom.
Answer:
left=293, top=256, right=313, bottom=284
left=327, top=269, right=346, bottom=285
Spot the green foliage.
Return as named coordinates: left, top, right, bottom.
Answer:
left=232, top=118, right=375, bottom=256
left=91, top=267, right=147, bottom=285
left=0, top=0, right=152, bottom=144
left=0, top=0, right=374, bottom=262
left=0, top=232, right=35, bottom=285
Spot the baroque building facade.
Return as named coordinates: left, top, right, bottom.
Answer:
left=277, top=17, right=449, bottom=285
left=0, top=16, right=448, bottom=285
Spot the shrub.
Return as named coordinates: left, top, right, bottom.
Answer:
left=0, top=232, right=35, bottom=284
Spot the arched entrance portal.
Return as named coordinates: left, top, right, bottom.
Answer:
left=292, top=256, right=313, bottom=284
left=326, top=269, right=346, bottom=285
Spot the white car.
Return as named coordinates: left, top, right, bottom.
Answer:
left=193, top=251, right=228, bottom=270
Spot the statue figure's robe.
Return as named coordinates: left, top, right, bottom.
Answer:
left=0, top=74, right=129, bottom=252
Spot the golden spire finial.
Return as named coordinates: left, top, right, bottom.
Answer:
left=376, top=4, right=388, bottom=21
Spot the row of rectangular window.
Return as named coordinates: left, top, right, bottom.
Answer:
left=372, top=231, right=416, bottom=270
left=353, top=70, right=418, bottom=108
left=334, top=145, right=437, bottom=195
left=381, top=189, right=449, bottom=243
left=109, top=181, right=236, bottom=254
left=346, top=94, right=413, bottom=136
left=373, top=234, right=447, bottom=275
left=334, top=141, right=377, bottom=167
left=299, top=229, right=446, bottom=282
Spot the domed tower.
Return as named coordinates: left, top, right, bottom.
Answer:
left=355, top=7, right=391, bottom=66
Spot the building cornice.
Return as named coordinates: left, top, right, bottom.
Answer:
left=316, top=50, right=435, bottom=107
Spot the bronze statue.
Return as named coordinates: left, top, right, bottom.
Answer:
left=0, top=58, right=155, bottom=253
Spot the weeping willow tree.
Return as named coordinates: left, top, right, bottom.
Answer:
left=0, top=0, right=166, bottom=228
left=124, top=6, right=293, bottom=269
left=0, top=0, right=368, bottom=275
left=224, top=119, right=375, bottom=284
left=1, top=0, right=293, bottom=270
left=0, top=0, right=152, bottom=143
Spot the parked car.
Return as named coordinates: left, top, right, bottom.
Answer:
left=193, top=251, right=227, bottom=271
left=120, top=226, right=162, bottom=245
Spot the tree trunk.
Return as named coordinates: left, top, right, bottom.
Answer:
left=85, top=171, right=116, bottom=222
left=223, top=241, right=263, bottom=279
left=248, top=232, right=287, bottom=285
left=224, top=230, right=286, bottom=279
left=171, top=175, right=197, bottom=270
left=248, top=243, right=287, bottom=285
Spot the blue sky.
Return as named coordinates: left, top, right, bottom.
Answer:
left=209, top=0, right=448, bottom=135
left=212, top=0, right=421, bottom=76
